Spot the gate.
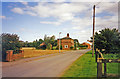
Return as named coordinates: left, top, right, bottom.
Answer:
left=95, top=48, right=120, bottom=77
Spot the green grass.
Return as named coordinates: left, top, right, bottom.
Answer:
left=103, top=53, right=119, bottom=59
left=62, top=50, right=119, bottom=77
left=103, top=53, right=119, bottom=74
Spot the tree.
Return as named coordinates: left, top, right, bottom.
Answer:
left=74, top=39, right=80, bottom=50
left=46, top=43, right=52, bottom=50
left=33, top=39, right=43, bottom=49
left=1, top=33, right=22, bottom=60
left=43, top=35, right=57, bottom=50
left=91, top=28, right=120, bottom=54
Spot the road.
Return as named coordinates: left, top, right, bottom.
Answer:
left=2, top=49, right=90, bottom=77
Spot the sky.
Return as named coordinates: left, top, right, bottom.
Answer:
left=1, top=0, right=119, bottom=43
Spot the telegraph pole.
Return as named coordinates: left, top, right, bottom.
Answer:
left=92, top=5, right=95, bottom=57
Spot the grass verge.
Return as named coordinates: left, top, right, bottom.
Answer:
left=62, top=50, right=119, bottom=77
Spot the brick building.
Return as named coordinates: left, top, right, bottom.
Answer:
left=57, top=33, right=74, bottom=50
left=82, top=42, right=91, bottom=49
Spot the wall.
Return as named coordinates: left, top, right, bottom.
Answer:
left=6, top=50, right=24, bottom=62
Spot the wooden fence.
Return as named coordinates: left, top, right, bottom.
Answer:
left=96, top=48, right=120, bottom=78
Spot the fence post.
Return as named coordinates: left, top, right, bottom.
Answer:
left=6, top=50, right=13, bottom=62
left=95, top=51, right=98, bottom=62
left=104, top=62, right=107, bottom=77
left=97, top=62, right=102, bottom=77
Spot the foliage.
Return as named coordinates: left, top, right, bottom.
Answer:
left=56, top=45, right=62, bottom=50
left=33, top=39, right=44, bottom=49
left=91, top=28, right=120, bottom=54
left=46, top=43, right=52, bottom=50
left=74, top=39, right=80, bottom=50
left=1, top=33, right=22, bottom=60
left=79, top=44, right=88, bottom=49
left=20, top=34, right=57, bottom=50
left=44, top=35, right=57, bottom=49
left=38, top=45, right=46, bottom=50
left=13, top=50, right=22, bottom=54
left=52, top=46, right=57, bottom=50
left=103, top=54, right=119, bottom=59
left=70, top=46, right=74, bottom=50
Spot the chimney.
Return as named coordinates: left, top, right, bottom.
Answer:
left=67, top=33, right=69, bottom=37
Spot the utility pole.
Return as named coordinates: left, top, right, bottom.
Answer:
left=92, top=5, right=95, bottom=57
left=59, top=32, right=61, bottom=53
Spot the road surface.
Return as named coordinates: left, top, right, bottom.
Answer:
left=2, top=49, right=90, bottom=77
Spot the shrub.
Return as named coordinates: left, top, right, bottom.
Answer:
left=56, top=45, right=62, bottom=50
left=1, top=33, right=21, bottom=61
left=70, top=46, right=74, bottom=50
left=91, top=28, right=120, bottom=54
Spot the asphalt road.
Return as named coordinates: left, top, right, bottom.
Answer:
left=2, top=49, right=90, bottom=77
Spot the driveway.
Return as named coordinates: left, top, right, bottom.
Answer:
left=2, top=49, right=90, bottom=77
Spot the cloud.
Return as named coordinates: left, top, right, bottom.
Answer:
left=71, top=29, right=92, bottom=43
left=26, top=11, right=37, bottom=16
left=11, top=8, right=24, bottom=14
left=70, top=0, right=119, bottom=2
left=40, top=21, right=61, bottom=25
left=11, top=3, right=90, bottom=23
left=0, top=16, right=6, bottom=19
left=11, top=2, right=118, bottom=29
left=21, top=2, right=28, bottom=5
left=72, top=17, right=92, bottom=30
left=95, top=15, right=118, bottom=31
left=2, top=0, right=119, bottom=2
left=95, top=2, right=118, bottom=15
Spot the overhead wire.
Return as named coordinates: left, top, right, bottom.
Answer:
left=95, top=0, right=103, bottom=7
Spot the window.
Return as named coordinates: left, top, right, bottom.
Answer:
left=64, top=45, right=68, bottom=48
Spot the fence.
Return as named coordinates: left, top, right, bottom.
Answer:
left=96, top=48, right=120, bottom=78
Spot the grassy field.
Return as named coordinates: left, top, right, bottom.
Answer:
left=23, top=49, right=69, bottom=58
left=103, top=53, right=119, bottom=74
left=62, top=50, right=119, bottom=77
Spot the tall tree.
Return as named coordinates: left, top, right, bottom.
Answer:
left=1, top=33, right=22, bottom=60
left=92, top=28, right=120, bottom=54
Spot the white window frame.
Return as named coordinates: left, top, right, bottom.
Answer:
left=64, top=45, right=68, bottom=48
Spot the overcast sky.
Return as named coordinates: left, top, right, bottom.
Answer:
left=1, top=0, right=119, bottom=43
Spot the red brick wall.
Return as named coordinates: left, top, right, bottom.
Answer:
left=6, top=50, right=24, bottom=62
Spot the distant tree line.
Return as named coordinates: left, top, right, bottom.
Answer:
left=19, top=34, right=58, bottom=50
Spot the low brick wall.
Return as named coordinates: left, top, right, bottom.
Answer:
left=6, top=50, right=24, bottom=62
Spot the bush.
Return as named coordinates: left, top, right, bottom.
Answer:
left=46, top=43, right=52, bottom=50
left=91, top=28, right=120, bottom=54
left=37, top=45, right=46, bottom=50
left=56, top=45, right=62, bottom=50
left=52, top=46, right=56, bottom=50
left=80, top=47, right=87, bottom=49
left=79, top=44, right=88, bottom=49
left=1, top=33, right=22, bottom=61
left=70, top=46, right=74, bottom=50
left=13, top=50, right=22, bottom=54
